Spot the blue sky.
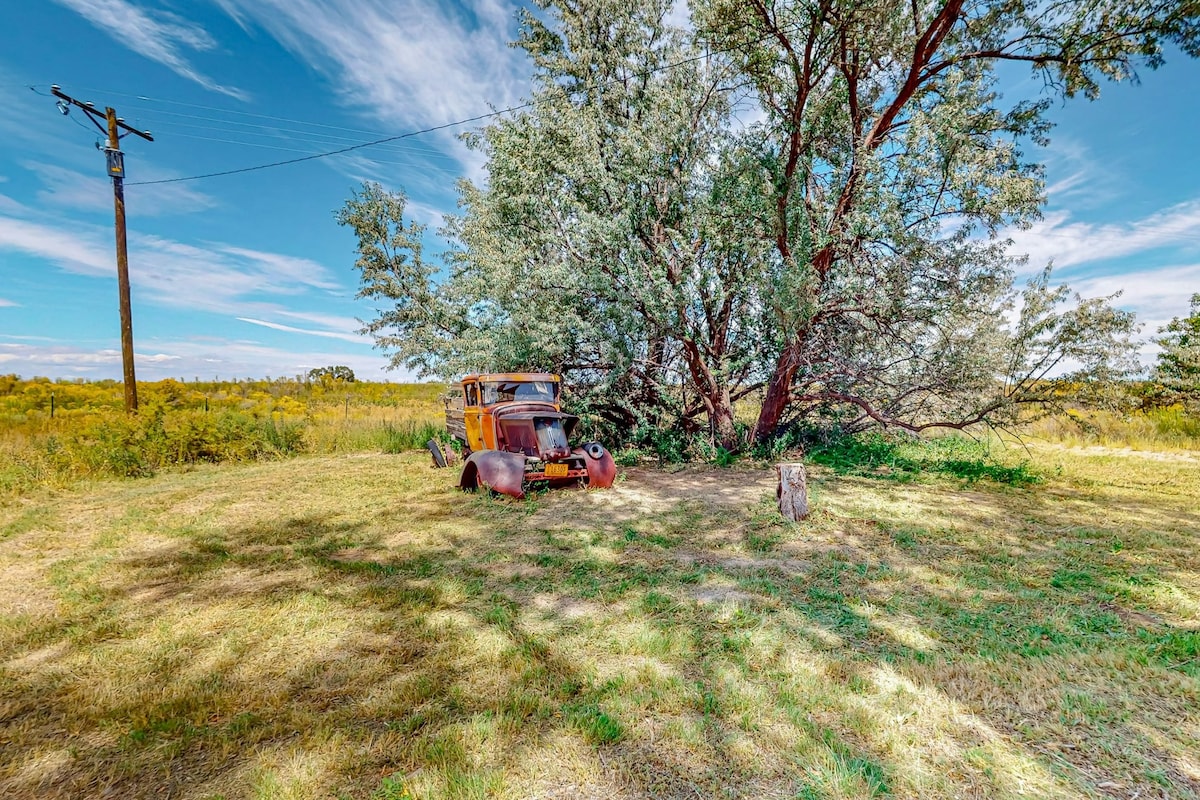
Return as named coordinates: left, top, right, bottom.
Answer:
left=0, top=1, right=1198, bottom=383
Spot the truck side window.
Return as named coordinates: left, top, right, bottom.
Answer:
left=465, top=382, right=478, bottom=406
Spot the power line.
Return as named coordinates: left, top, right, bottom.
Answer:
left=149, top=128, right=463, bottom=173
left=124, top=105, right=532, bottom=186
left=135, top=109, right=454, bottom=154
left=32, top=83, right=1200, bottom=247
left=80, top=34, right=741, bottom=187
left=142, top=113, right=462, bottom=160
left=77, top=87, right=414, bottom=139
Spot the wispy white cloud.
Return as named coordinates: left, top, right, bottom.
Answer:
left=213, top=0, right=529, bottom=146
left=215, top=247, right=339, bottom=291
left=665, top=0, right=692, bottom=30
left=0, top=212, right=349, bottom=334
left=1070, top=262, right=1200, bottom=332
left=1007, top=200, right=1200, bottom=273
left=0, top=344, right=177, bottom=367
left=236, top=317, right=365, bottom=343
left=0, top=194, right=23, bottom=214
left=276, top=309, right=363, bottom=331
left=400, top=198, right=453, bottom=231
left=0, top=298, right=17, bottom=307
left=0, top=215, right=113, bottom=273
left=50, top=0, right=247, bottom=100
left=1038, top=136, right=1122, bottom=211
left=21, top=161, right=218, bottom=216
left=0, top=339, right=404, bottom=381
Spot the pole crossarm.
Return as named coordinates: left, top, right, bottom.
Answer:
left=50, top=85, right=154, bottom=141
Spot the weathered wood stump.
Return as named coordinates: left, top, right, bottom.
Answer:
left=776, top=462, right=809, bottom=521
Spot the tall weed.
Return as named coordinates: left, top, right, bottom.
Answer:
left=1025, top=407, right=1200, bottom=450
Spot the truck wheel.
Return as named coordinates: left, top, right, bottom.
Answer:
left=426, top=439, right=448, bottom=468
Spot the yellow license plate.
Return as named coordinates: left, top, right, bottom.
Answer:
left=544, top=462, right=569, bottom=477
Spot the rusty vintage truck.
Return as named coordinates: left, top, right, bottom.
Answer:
left=442, top=373, right=616, bottom=499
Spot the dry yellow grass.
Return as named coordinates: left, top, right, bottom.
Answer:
left=0, top=443, right=1197, bottom=799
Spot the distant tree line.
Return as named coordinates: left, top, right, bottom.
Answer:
left=308, top=366, right=356, bottom=384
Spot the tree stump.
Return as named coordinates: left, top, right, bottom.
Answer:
left=776, top=463, right=809, bottom=521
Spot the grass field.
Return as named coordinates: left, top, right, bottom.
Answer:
left=0, top=378, right=447, bottom=498
left=1, top=442, right=1197, bottom=799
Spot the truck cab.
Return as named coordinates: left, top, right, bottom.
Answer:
left=445, top=373, right=615, bottom=498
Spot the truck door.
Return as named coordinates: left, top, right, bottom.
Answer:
left=463, top=380, right=484, bottom=452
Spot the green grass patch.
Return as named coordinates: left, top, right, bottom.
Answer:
left=802, top=431, right=1042, bottom=486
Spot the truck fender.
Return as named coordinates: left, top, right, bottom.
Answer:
left=459, top=450, right=527, bottom=499
left=575, top=442, right=616, bottom=489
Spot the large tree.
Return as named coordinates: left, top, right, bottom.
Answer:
left=341, top=0, right=1195, bottom=448
left=343, top=0, right=775, bottom=447
left=695, top=0, right=1195, bottom=440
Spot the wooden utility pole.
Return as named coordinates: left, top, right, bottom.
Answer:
left=49, top=86, right=153, bottom=413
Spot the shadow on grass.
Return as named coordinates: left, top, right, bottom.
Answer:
left=805, top=432, right=1043, bottom=487
left=1, top=452, right=1198, bottom=799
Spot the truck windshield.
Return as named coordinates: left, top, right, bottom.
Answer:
left=480, top=380, right=558, bottom=404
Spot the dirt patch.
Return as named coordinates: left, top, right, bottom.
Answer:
left=0, top=559, right=59, bottom=620
left=485, top=560, right=546, bottom=580
left=529, top=593, right=606, bottom=620
left=531, top=466, right=777, bottom=526
left=203, top=566, right=312, bottom=599
left=619, top=466, right=777, bottom=507
left=1100, top=601, right=1161, bottom=630
left=662, top=549, right=812, bottom=575
left=325, top=547, right=378, bottom=563
left=690, top=586, right=759, bottom=605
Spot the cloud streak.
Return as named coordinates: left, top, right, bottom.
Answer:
left=1007, top=200, right=1200, bottom=273
left=212, top=0, right=529, bottom=143
left=236, top=317, right=365, bottom=343
left=0, top=339, right=403, bottom=381
left=22, top=161, right=218, bottom=216
left=1070, top=262, right=1200, bottom=331
left=0, top=211, right=351, bottom=334
left=50, top=0, right=247, bottom=100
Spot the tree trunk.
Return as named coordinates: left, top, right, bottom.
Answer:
left=680, top=340, right=741, bottom=451
left=708, top=386, right=739, bottom=452
left=752, top=340, right=800, bottom=444
left=776, top=462, right=809, bottom=522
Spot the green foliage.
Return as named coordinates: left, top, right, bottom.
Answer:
left=1150, top=630, right=1200, bottom=675
left=378, top=421, right=446, bottom=454
left=336, top=183, right=460, bottom=376
left=1151, top=293, right=1200, bottom=410
left=801, top=431, right=1042, bottom=487
left=372, top=775, right=416, bottom=800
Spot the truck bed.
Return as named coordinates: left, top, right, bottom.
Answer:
left=444, top=391, right=466, bottom=443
